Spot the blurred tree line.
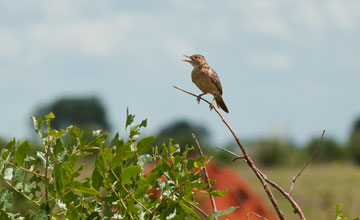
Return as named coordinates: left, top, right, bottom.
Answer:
left=33, top=96, right=110, bottom=141
left=1, top=96, right=360, bottom=167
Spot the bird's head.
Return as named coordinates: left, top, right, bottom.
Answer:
left=183, top=54, right=207, bottom=67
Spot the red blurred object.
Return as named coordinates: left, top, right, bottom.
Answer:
left=143, top=160, right=277, bottom=219
left=196, top=161, right=277, bottom=220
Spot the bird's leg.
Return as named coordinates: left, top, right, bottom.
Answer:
left=209, top=98, right=215, bottom=111
left=196, top=93, right=206, bottom=104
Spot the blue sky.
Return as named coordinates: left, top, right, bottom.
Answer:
left=1, top=1, right=360, bottom=145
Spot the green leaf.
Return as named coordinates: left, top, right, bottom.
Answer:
left=54, top=162, right=64, bottom=193
left=0, top=189, right=12, bottom=210
left=95, top=154, right=106, bottom=174
left=13, top=167, right=24, bottom=188
left=110, top=132, right=124, bottom=148
left=24, top=182, right=36, bottom=194
left=63, top=155, right=78, bottom=184
left=49, top=129, right=67, bottom=139
left=211, top=206, right=238, bottom=219
left=4, top=168, right=13, bottom=180
left=121, top=165, right=142, bottom=184
left=45, top=112, right=55, bottom=128
left=86, top=212, right=102, bottom=220
left=125, top=107, right=135, bottom=129
left=34, top=207, right=48, bottom=220
left=91, top=169, right=103, bottom=190
left=130, top=125, right=140, bottom=138
left=139, top=119, right=147, bottom=128
left=54, top=139, right=65, bottom=158
left=0, top=210, right=11, bottom=220
left=36, top=151, right=46, bottom=165
left=66, top=206, right=79, bottom=219
left=110, top=143, right=135, bottom=168
left=14, top=141, right=30, bottom=166
left=186, top=159, right=195, bottom=170
left=335, top=204, right=343, bottom=219
left=2, top=139, right=15, bottom=160
left=138, top=154, right=152, bottom=167
left=82, top=133, right=109, bottom=150
left=179, top=202, right=199, bottom=220
left=137, top=136, right=154, bottom=153
left=73, top=186, right=98, bottom=196
left=209, top=188, right=228, bottom=197
left=102, top=147, right=113, bottom=162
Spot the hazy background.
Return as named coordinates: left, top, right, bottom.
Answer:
left=1, top=1, right=360, bottom=145
left=2, top=2, right=360, bottom=219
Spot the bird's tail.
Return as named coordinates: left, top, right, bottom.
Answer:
left=215, top=96, right=229, bottom=113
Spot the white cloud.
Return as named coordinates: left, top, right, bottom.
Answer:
left=225, top=1, right=293, bottom=39
left=295, top=2, right=325, bottom=30
left=295, top=1, right=359, bottom=32
left=244, top=16, right=292, bottom=39
left=249, top=51, right=291, bottom=71
left=0, top=29, right=22, bottom=61
left=326, top=2, right=355, bottom=31
left=25, top=15, right=136, bottom=58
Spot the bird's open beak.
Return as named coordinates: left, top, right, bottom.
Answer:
left=182, top=55, right=192, bottom=62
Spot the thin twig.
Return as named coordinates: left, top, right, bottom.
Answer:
left=44, top=134, right=51, bottom=220
left=174, top=86, right=288, bottom=220
left=215, top=146, right=306, bottom=218
left=288, top=130, right=325, bottom=195
left=216, top=146, right=246, bottom=162
left=150, top=190, right=177, bottom=219
left=0, top=160, right=45, bottom=178
left=110, top=169, right=151, bottom=214
left=0, top=174, right=40, bottom=206
left=187, top=201, right=209, bottom=218
left=192, top=133, right=217, bottom=219
left=247, top=212, right=268, bottom=220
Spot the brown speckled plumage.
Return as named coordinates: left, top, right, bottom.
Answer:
left=183, top=54, right=229, bottom=113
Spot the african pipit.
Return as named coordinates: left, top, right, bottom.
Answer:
left=183, top=54, right=229, bottom=113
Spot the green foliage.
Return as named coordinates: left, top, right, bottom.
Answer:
left=335, top=204, right=360, bottom=220
left=211, top=206, right=238, bottom=219
left=0, top=109, right=234, bottom=219
left=305, top=137, right=347, bottom=163
left=33, top=96, right=111, bottom=136
left=349, top=131, right=360, bottom=164
left=348, top=117, right=360, bottom=164
left=250, top=138, right=295, bottom=167
left=154, top=120, right=210, bottom=155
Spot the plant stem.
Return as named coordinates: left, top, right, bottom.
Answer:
left=0, top=175, right=40, bottom=206
left=44, top=134, right=51, bottom=220
left=192, top=133, right=218, bottom=219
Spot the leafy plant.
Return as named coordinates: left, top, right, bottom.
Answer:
left=335, top=204, right=360, bottom=220
left=0, top=109, right=234, bottom=219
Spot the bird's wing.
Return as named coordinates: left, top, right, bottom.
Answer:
left=210, top=68, right=223, bottom=95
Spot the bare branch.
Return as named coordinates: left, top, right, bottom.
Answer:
left=215, top=146, right=246, bottom=162
left=174, top=86, right=289, bottom=220
left=247, top=212, right=268, bottom=220
left=187, top=202, right=209, bottom=218
left=288, top=130, right=325, bottom=195
left=216, top=146, right=242, bottom=158
left=216, top=145, right=306, bottom=217
left=192, top=133, right=218, bottom=219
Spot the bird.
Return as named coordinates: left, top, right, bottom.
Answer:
left=183, top=54, right=229, bottom=113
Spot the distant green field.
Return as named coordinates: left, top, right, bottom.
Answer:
left=236, top=163, right=360, bottom=220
